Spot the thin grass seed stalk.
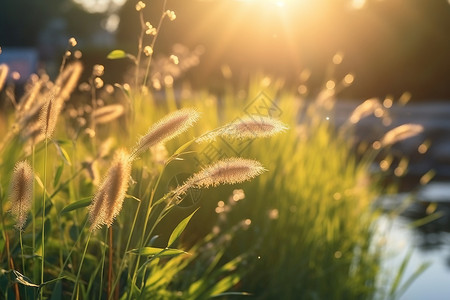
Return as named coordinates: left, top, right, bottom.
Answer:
left=9, top=160, right=33, bottom=231
left=89, top=149, right=132, bottom=230
left=131, top=108, right=200, bottom=158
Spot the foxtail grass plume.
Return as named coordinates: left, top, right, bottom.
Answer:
left=349, top=98, right=383, bottom=124
left=39, top=90, right=64, bottom=139
left=88, top=149, right=132, bottom=230
left=93, top=104, right=124, bottom=124
left=198, top=116, right=288, bottom=142
left=0, top=64, right=9, bottom=92
left=131, top=108, right=200, bottom=159
left=381, top=124, right=424, bottom=147
left=9, top=161, right=34, bottom=231
left=55, top=61, right=83, bottom=101
left=177, top=158, right=266, bottom=195
left=16, top=79, right=44, bottom=116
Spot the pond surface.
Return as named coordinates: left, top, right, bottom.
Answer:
left=378, top=182, right=450, bottom=300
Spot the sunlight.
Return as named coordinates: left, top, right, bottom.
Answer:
left=72, top=0, right=126, bottom=14
left=234, top=0, right=302, bottom=8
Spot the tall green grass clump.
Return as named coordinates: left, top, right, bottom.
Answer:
left=173, top=72, right=425, bottom=299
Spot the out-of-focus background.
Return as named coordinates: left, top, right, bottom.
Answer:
left=1, top=0, right=450, bottom=99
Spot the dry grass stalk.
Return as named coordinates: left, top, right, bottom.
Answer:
left=93, top=104, right=125, bottom=124
left=131, top=108, right=200, bottom=158
left=9, top=160, right=34, bottom=231
left=177, top=158, right=266, bottom=195
left=88, top=149, right=132, bottom=230
left=0, top=64, right=9, bottom=92
left=381, top=124, right=424, bottom=147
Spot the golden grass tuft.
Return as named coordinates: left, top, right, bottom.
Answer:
left=9, top=160, right=34, bottom=231
left=88, top=149, right=132, bottom=231
left=131, top=108, right=200, bottom=158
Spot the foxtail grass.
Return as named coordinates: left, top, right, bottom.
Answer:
left=197, top=116, right=288, bottom=142
left=177, top=158, right=266, bottom=195
left=93, top=104, right=125, bottom=124
left=9, top=160, right=33, bottom=231
left=380, top=124, right=424, bottom=147
left=0, top=64, right=8, bottom=92
left=89, top=149, right=132, bottom=230
left=130, top=108, right=200, bottom=159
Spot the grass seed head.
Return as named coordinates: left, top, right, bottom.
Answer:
left=380, top=123, right=424, bottom=147
left=89, top=149, right=132, bottom=230
left=0, top=63, right=9, bottom=92
left=93, top=104, right=124, bottom=124
left=177, top=158, right=266, bottom=195
left=9, top=161, right=34, bottom=231
left=39, top=90, right=64, bottom=139
left=131, top=108, right=200, bottom=159
left=56, top=62, right=83, bottom=101
left=349, top=98, right=383, bottom=124
left=198, top=116, right=288, bottom=142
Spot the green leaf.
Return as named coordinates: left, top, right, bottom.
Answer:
left=168, top=208, right=199, bottom=247
left=53, top=162, right=64, bottom=188
left=173, top=138, right=196, bottom=156
left=107, top=50, right=127, bottom=59
left=210, top=292, right=252, bottom=298
left=53, top=142, right=72, bottom=166
left=60, top=197, right=91, bottom=215
left=129, top=247, right=187, bottom=257
left=208, top=274, right=241, bottom=297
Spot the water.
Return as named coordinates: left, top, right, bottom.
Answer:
left=331, top=100, right=450, bottom=298
left=378, top=182, right=450, bottom=299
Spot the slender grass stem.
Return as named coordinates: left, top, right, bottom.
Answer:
left=32, top=145, right=36, bottom=283
left=71, top=231, right=92, bottom=300
left=108, top=226, right=113, bottom=299
left=142, top=0, right=167, bottom=89
left=99, top=228, right=108, bottom=300
left=134, top=10, right=145, bottom=91
left=127, top=166, right=166, bottom=299
left=108, top=198, right=142, bottom=300
left=40, top=138, right=48, bottom=298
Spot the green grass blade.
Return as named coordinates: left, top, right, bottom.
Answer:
left=59, top=197, right=92, bottom=215
left=168, top=208, right=199, bottom=247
